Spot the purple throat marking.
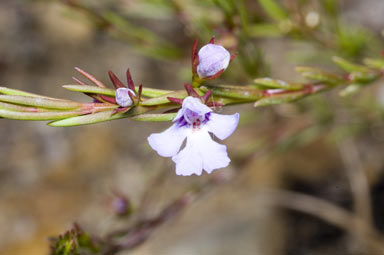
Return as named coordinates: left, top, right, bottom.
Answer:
left=177, top=111, right=211, bottom=128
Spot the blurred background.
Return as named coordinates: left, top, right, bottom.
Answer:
left=1, top=0, right=384, bottom=254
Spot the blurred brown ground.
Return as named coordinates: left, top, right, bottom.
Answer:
left=1, top=1, right=384, bottom=255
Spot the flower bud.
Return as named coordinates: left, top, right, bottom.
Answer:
left=197, top=44, right=230, bottom=78
left=115, top=88, right=134, bottom=107
left=111, top=194, right=132, bottom=217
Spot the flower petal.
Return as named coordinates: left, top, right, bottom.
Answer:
left=206, top=113, right=239, bottom=140
left=147, top=124, right=189, bottom=157
left=172, top=135, right=203, bottom=176
left=198, top=130, right=230, bottom=174
left=174, top=96, right=212, bottom=121
left=173, top=107, right=184, bottom=122
left=172, top=128, right=230, bottom=176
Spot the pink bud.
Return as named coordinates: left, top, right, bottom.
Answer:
left=197, top=44, right=230, bottom=78
left=115, top=88, right=134, bottom=107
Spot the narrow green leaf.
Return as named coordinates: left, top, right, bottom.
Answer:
left=363, top=58, right=384, bottom=69
left=253, top=78, right=303, bottom=90
left=236, top=0, right=250, bottom=34
left=258, top=0, right=288, bottom=21
left=141, top=90, right=188, bottom=106
left=331, top=57, right=380, bottom=83
left=295, top=66, right=343, bottom=85
left=212, top=97, right=252, bottom=106
left=0, top=86, right=52, bottom=99
left=322, top=0, right=338, bottom=17
left=0, top=102, right=51, bottom=112
left=0, top=95, right=82, bottom=110
left=248, top=23, right=283, bottom=37
left=48, top=110, right=126, bottom=126
left=63, top=85, right=116, bottom=96
left=339, top=83, right=363, bottom=97
left=0, top=109, right=83, bottom=121
left=48, top=105, right=158, bottom=126
left=213, top=0, right=235, bottom=16
left=347, top=71, right=380, bottom=83
left=63, top=84, right=173, bottom=98
left=254, top=91, right=306, bottom=107
left=103, top=11, right=158, bottom=44
left=123, top=2, right=174, bottom=20
left=332, top=56, right=370, bottom=72
left=201, top=85, right=263, bottom=100
left=132, top=113, right=176, bottom=122
left=141, top=87, right=173, bottom=98
left=103, top=11, right=181, bottom=60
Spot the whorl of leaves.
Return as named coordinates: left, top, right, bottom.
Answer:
left=50, top=224, right=101, bottom=255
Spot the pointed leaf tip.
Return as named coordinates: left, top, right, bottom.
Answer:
left=332, top=56, right=370, bottom=73
left=48, top=110, right=126, bottom=127
left=126, top=68, right=135, bottom=91
left=253, top=77, right=303, bottom=90
left=75, top=67, right=107, bottom=88
left=108, top=70, right=125, bottom=89
left=184, top=83, right=199, bottom=97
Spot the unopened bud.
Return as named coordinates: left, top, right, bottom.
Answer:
left=115, top=88, right=134, bottom=107
left=197, top=44, right=230, bottom=78
left=112, top=194, right=132, bottom=217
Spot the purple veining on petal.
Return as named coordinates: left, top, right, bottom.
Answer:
left=203, top=112, right=211, bottom=124
left=148, top=94, right=238, bottom=176
left=176, top=111, right=211, bottom=128
left=176, top=116, right=189, bottom=127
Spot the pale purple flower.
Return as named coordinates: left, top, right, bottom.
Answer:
left=148, top=96, right=239, bottom=176
left=197, top=44, right=231, bottom=78
left=115, top=88, right=135, bottom=107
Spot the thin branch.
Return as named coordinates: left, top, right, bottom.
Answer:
left=258, top=189, right=384, bottom=253
left=103, top=175, right=228, bottom=255
left=338, top=138, right=373, bottom=225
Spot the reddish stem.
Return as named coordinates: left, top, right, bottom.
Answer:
left=72, top=77, right=86, bottom=85
left=75, top=67, right=107, bottom=88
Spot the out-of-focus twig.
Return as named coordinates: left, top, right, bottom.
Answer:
left=103, top=179, right=383, bottom=255
left=259, top=189, right=384, bottom=253
left=102, top=174, right=229, bottom=255
left=103, top=192, right=195, bottom=255
left=338, top=138, right=373, bottom=226
left=62, top=0, right=181, bottom=60
left=136, top=169, right=170, bottom=219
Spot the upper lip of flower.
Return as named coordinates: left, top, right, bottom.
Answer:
left=173, top=96, right=212, bottom=123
